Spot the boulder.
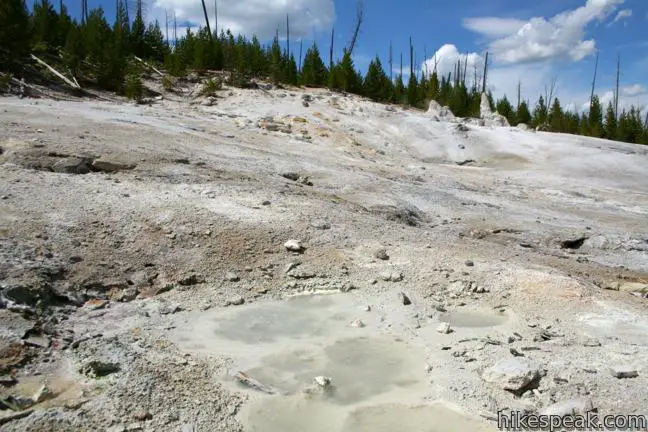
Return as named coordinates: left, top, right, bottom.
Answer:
left=92, top=157, right=136, bottom=172
left=540, top=398, right=595, bottom=417
left=427, top=100, right=455, bottom=121
left=482, top=358, right=539, bottom=391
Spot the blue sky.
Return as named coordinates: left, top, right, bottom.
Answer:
left=64, top=0, right=647, bottom=111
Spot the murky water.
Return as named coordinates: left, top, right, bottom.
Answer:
left=172, top=294, right=497, bottom=432
left=439, top=309, right=508, bottom=328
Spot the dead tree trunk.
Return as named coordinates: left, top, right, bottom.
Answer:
left=200, top=0, right=212, bottom=38
left=329, top=27, right=334, bottom=68
left=214, top=0, right=218, bottom=35
left=517, top=80, right=521, bottom=110
left=286, top=15, right=290, bottom=58
left=298, top=39, right=303, bottom=72
left=409, top=37, right=413, bottom=80
left=615, top=54, right=620, bottom=118
left=481, top=52, right=488, bottom=93
left=589, top=51, right=598, bottom=114
left=347, top=0, right=364, bottom=56
left=389, top=41, right=393, bottom=82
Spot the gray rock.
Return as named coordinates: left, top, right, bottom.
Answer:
left=52, top=157, right=92, bottom=174
left=399, top=292, right=412, bottom=306
left=374, top=248, right=389, bottom=260
left=225, top=272, right=240, bottom=282
left=610, top=365, right=638, bottom=379
left=482, top=358, right=539, bottom=391
left=437, top=322, right=451, bottom=334
left=91, top=158, right=136, bottom=172
left=540, top=398, right=595, bottom=417
left=226, top=295, right=245, bottom=306
left=465, top=260, right=475, bottom=267
left=284, top=239, right=304, bottom=252
left=381, top=271, right=403, bottom=282
left=349, top=319, right=366, bottom=328
left=80, top=360, right=121, bottom=378
left=158, top=303, right=181, bottom=315
left=310, top=220, right=331, bottom=230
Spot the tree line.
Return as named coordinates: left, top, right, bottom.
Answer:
left=0, top=0, right=646, bottom=145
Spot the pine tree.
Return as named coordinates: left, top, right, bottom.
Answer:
left=516, top=101, right=532, bottom=126
left=548, top=97, right=563, bottom=132
left=603, top=101, right=617, bottom=140
left=63, top=24, right=83, bottom=76
left=31, top=0, right=59, bottom=50
left=533, top=96, right=548, bottom=127
left=269, top=33, right=282, bottom=84
left=0, top=0, right=30, bottom=71
left=131, top=0, right=146, bottom=58
left=496, top=96, right=515, bottom=125
left=426, top=72, right=439, bottom=103
left=338, top=50, right=360, bottom=94
left=407, top=72, right=419, bottom=107
left=301, top=43, right=327, bottom=87
left=588, top=95, right=603, bottom=138
left=392, top=74, right=405, bottom=104
left=363, top=56, right=391, bottom=102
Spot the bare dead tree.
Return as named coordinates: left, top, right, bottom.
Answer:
left=589, top=52, right=599, bottom=114
left=517, top=80, right=521, bottom=109
left=173, top=10, right=177, bottom=48
left=615, top=54, right=621, bottom=118
left=433, top=55, right=438, bottom=75
left=286, top=14, right=290, bottom=57
left=165, top=9, right=169, bottom=47
left=400, top=52, right=403, bottom=77
left=481, top=52, right=489, bottom=93
left=463, top=56, right=468, bottom=87
left=200, top=0, right=212, bottom=38
left=409, top=37, right=413, bottom=80
left=347, top=0, right=364, bottom=56
left=214, top=0, right=217, bottom=35
left=329, top=27, right=334, bottom=68
left=389, top=41, right=393, bottom=81
left=544, top=77, right=557, bottom=106
left=424, top=46, right=428, bottom=80
left=298, top=39, right=303, bottom=72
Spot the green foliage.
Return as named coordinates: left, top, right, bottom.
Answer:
left=533, top=96, right=548, bottom=127
left=604, top=102, right=617, bottom=140
left=392, top=74, right=405, bottom=104
left=363, top=56, right=391, bottom=102
left=515, top=101, right=532, bottom=126
left=301, top=43, right=327, bottom=87
left=588, top=95, right=603, bottom=137
left=496, top=96, right=515, bottom=125
left=337, top=50, right=360, bottom=93
left=548, top=97, right=563, bottom=132
left=201, top=77, right=222, bottom=95
left=162, top=75, right=175, bottom=91
left=123, top=63, right=143, bottom=100
left=0, top=0, right=30, bottom=71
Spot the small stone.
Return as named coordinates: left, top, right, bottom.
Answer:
left=610, top=365, right=638, bottom=379
left=284, top=239, right=304, bottom=252
left=437, top=322, right=451, bottom=334
left=80, top=360, right=121, bottom=378
left=159, top=303, right=181, bottom=315
left=349, top=319, right=366, bottom=328
left=399, top=292, right=412, bottom=305
left=582, top=338, right=601, bottom=347
left=133, top=409, right=153, bottom=421
left=313, top=376, right=332, bottom=388
left=32, top=385, right=52, bottom=403
left=261, top=200, right=271, bottom=206
left=374, top=248, right=389, bottom=260
left=465, top=260, right=475, bottom=267
left=225, top=272, right=240, bottom=282
left=226, top=295, right=245, bottom=306
left=363, top=305, right=372, bottom=312
left=302, top=101, right=310, bottom=107
left=540, top=398, right=595, bottom=417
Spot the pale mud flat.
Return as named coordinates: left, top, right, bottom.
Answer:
left=0, top=83, right=647, bottom=431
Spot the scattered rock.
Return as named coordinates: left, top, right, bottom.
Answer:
left=261, top=200, right=271, bottom=206
left=32, top=385, right=52, bottom=403
left=374, top=248, right=389, bottom=260
left=465, top=260, right=474, bottom=267
left=178, top=274, right=205, bottom=286
left=349, top=319, right=366, bottom=328
left=226, top=295, right=245, bottom=306
left=540, top=398, right=595, bottom=417
left=80, top=360, right=121, bottom=378
left=310, top=220, right=331, bottom=230
left=133, top=409, right=153, bottom=421
left=284, top=239, right=304, bottom=252
left=399, top=292, right=412, bottom=305
left=509, top=348, right=525, bottom=357
left=302, top=101, right=310, bottom=108
left=158, top=303, right=181, bottom=315
left=225, top=272, right=240, bottom=282
left=610, top=365, right=638, bottom=379
left=482, top=358, right=539, bottom=392
left=91, top=157, right=136, bottom=172
left=313, top=376, right=332, bottom=388
left=52, top=157, right=92, bottom=174
left=381, top=271, right=404, bottom=282
left=437, top=322, right=451, bottom=334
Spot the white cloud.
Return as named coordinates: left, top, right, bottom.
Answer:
left=421, top=44, right=483, bottom=85
left=621, top=84, right=646, bottom=97
left=464, top=0, right=625, bottom=64
left=151, top=0, right=335, bottom=40
left=462, top=17, right=526, bottom=38
left=608, top=8, right=632, bottom=26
